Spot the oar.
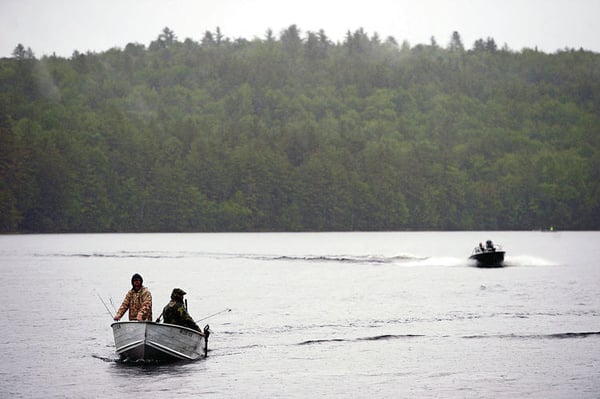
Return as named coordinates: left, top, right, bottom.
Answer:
left=195, top=308, right=231, bottom=323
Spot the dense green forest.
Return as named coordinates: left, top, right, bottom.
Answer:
left=1, top=26, right=599, bottom=232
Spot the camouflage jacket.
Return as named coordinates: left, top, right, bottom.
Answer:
left=115, top=286, right=153, bottom=321
left=162, top=300, right=200, bottom=331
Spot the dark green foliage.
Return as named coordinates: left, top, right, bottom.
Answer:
left=1, top=28, right=599, bottom=232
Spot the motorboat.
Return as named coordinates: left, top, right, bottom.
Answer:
left=469, top=240, right=505, bottom=267
left=111, top=321, right=210, bottom=362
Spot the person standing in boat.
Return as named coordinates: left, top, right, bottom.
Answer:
left=161, top=288, right=202, bottom=332
left=113, top=273, right=153, bottom=321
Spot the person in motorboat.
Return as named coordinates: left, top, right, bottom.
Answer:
left=161, top=288, right=202, bottom=332
left=478, top=242, right=485, bottom=252
left=113, top=273, right=153, bottom=321
left=485, top=240, right=495, bottom=252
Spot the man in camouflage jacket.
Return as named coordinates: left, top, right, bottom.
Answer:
left=162, top=288, right=201, bottom=332
left=113, top=273, right=153, bottom=321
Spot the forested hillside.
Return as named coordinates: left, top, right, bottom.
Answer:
left=1, top=27, right=599, bottom=232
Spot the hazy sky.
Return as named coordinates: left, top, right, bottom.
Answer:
left=1, top=0, right=599, bottom=58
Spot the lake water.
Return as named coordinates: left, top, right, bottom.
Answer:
left=0, top=231, right=598, bottom=398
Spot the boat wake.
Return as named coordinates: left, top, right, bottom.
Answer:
left=504, top=255, right=557, bottom=267
left=39, top=250, right=556, bottom=268
left=399, top=256, right=465, bottom=267
left=259, top=253, right=473, bottom=267
left=298, top=334, right=424, bottom=345
left=40, top=250, right=427, bottom=264
left=91, top=354, right=120, bottom=363
left=461, top=331, right=600, bottom=340
left=42, top=251, right=189, bottom=259
left=266, top=253, right=424, bottom=264
left=298, top=331, right=600, bottom=346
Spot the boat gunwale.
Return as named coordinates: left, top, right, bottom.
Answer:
left=111, top=320, right=205, bottom=336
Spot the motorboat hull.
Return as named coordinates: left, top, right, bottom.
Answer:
left=469, top=250, right=505, bottom=267
left=111, top=321, right=207, bottom=362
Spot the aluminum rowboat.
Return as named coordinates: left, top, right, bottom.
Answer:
left=111, top=321, right=209, bottom=362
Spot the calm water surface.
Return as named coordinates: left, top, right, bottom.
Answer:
left=0, top=231, right=598, bottom=398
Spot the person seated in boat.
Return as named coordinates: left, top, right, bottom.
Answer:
left=114, top=273, right=153, bottom=321
left=485, top=240, right=495, bottom=252
left=161, top=288, right=202, bottom=332
left=478, top=242, right=485, bottom=252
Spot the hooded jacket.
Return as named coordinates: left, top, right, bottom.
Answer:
left=162, top=299, right=200, bottom=331
left=115, top=286, right=153, bottom=321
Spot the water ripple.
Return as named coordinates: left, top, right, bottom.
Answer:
left=298, top=331, right=600, bottom=346
left=298, top=334, right=424, bottom=345
left=462, top=331, right=600, bottom=339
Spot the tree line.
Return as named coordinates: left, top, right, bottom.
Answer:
left=1, top=26, right=599, bottom=232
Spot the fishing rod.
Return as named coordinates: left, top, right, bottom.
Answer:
left=97, top=293, right=114, bottom=319
left=109, top=297, right=117, bottom=313
left=195, top=308, right=231, bottom=323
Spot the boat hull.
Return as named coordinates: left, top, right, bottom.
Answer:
left=111, top=321, right=206, bottom=362
left=469, top=250, right=506, bottom=267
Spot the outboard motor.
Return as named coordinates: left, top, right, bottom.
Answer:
left=203, top=324, right=211, bottom=357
